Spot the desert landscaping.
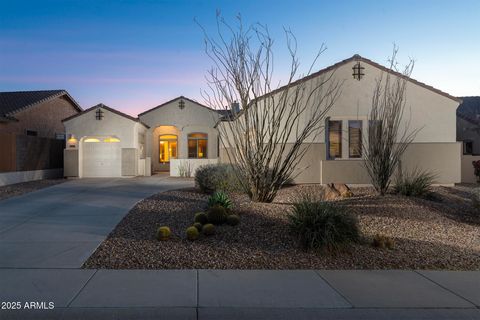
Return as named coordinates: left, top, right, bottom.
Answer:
left=84, top=183, right=480, bottom=270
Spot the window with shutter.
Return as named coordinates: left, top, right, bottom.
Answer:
left=328, top=120, right=342, bottom=159
left=349, top=120, right=362, bottom=158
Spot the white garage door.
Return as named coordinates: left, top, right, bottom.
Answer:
left=82, top=139, right=121, bottom=177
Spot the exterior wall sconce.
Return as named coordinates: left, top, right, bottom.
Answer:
left=352, top=62, right=365, bottom=81
left=67, top=134, right=78, bottom=149
left=178, top=99, right=185, bottom=110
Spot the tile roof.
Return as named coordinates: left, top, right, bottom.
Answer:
left=138, top=95, right=223, bottom=117
left=62, top=103, right=150, bottom=128
left=0, top=90, right=82, bottom=118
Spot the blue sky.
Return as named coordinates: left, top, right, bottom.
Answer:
left=1, top=0, right=479, bottom=116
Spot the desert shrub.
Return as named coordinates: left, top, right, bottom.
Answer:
left=202, top=223, right=215, bottom=236
left=288, top=200, right=359, bottom=251
left=194, top=212, right=208, bottom=224
left=193, top=222, right=203, bottom=231
left=206, top=205, right=228, bottom=225
left=194, top=163, right=243, bottom=194
left=186, top=226, right=199, bottom=241
left=372, top=234, right=395, bottom=249
left=156, top=226, right=171, bottom=241
left=207, top=191, right=233, bottom=210
left=226, top=214, right=240, bottom=226
left=178, top=161, right=192, bottom=178
left=471, top=188, right=480, bottom=209
left=394, top=168, right=436, bottom=197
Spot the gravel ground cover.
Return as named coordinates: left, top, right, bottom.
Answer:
left=0, top=179, right=66, bottom=201
left=84, top=185, right=480, bottom=270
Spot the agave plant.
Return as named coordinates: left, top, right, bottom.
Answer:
left=207, top=191, right=233, bottom=210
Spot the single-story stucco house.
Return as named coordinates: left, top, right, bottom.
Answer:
left=62, top=55, right=463, bottom=185
left=63, top=97, right=222, bottom=178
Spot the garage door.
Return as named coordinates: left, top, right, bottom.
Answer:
left=82, top=139, right=121, bottom=177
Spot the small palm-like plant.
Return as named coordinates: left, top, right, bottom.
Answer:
left=207, top=191, right=233, bottom=210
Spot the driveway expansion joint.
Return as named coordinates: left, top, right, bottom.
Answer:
left=67, top=269, right=98, bottom=307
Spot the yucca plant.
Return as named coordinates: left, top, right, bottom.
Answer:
left=288, top=199, right=360, bottom=251
left=394, top=168, right=436, bottom=197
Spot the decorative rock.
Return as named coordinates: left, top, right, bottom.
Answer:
left=325, top=183, right=341, bottom=200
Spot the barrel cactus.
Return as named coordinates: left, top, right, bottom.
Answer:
left=226, top=214, right=240, bottom=226
left=156, top=226, right=171, bottom=241
left=186, top=226, right=199, bottom=241
left=202, top=223, right=215, bottom=236
left=206, top=205, right=227, bottom=225
left=193, top=222, right=203, bottom=231
left=194, top=212, right=208, bottom=224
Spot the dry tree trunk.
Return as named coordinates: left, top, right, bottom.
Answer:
left=199, top=13, right=341, bottom=202
left=363, top=46, right=420, bottom=195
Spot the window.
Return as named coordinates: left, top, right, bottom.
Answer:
left=26, top=130, right=37, bottom=136
left=188, top=133, right=208, bottom=158
left=328, top=121, right=342, bottom=159
left=348, top=120, right=362, bottom=158
left=464, top=140, right=473, bottom=155
left=159, top=135, right=177, bottom=163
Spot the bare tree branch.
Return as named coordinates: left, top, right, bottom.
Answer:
left=362, top=45, right=420, bottom=195
left=199, top=14, right=341, bottom=202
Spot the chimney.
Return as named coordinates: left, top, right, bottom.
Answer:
left=231, top=101, right=240, bottom=114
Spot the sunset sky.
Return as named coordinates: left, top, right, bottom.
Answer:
left=1, top=0, right=479, bottom=116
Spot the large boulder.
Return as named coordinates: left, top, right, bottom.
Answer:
left=324, top=183, right=341, bottom=200
left=334, top=183, right=353, bottom=198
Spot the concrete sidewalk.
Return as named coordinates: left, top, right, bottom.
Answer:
left=0, top=269, right=479, bottom=319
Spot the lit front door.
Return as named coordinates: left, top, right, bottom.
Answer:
left=159, top=135, right=177, bottom=171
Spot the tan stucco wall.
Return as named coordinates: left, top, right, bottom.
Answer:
left=63, top=149, right=78, bottom=177
left=218, top=59, right=459, bottom=146
left=121, top=148, right=138, bottom=176
left=0, top=96, right=79, bottom=138
left=220, top=142, right=461, bottom=185
left=139, top=98, right=221, bottom=172
left=319, top=142, right=460, bottom=185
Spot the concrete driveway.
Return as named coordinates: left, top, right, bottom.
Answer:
left=0, top=175, right=193, bottom=268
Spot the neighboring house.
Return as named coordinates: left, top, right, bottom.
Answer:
left=457, top=97, right=480, bottom=155
left=219, top=55, right=462, bottom=185
left=63, top=97, right=221, bottom=178
left=456, top=96, right=480, bottom=183
left=0, top=90, right=82, bottom=185
left=0, top=90, right=82, bottom=138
